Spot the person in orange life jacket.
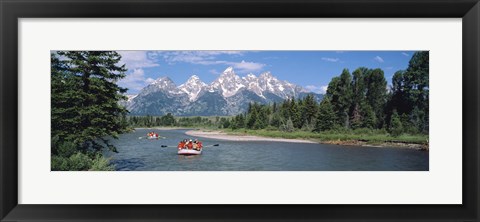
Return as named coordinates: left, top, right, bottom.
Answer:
left=177, top=140, right=185, bottom=150
left=186, top=139, right=193, bottom=149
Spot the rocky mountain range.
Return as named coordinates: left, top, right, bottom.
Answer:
left=124, top=67, right=323, bottom=116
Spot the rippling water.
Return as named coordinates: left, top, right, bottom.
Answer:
left=103, top=129, right=429, bottom=171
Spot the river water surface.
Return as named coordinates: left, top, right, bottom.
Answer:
left=104, top=129, right=429, bottom=171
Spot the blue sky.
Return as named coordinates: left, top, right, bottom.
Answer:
left=117, top=51, right=417, bottom=94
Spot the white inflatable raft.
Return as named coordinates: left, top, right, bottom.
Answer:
left=178, top=149, right=202, bottom=155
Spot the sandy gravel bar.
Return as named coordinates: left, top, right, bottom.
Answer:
left=135, top=127, right=191, bottom=130
left=185, top=130, right=317, bottom=144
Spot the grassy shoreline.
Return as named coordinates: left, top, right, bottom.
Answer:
left=223, top=129, right=428, bottom=150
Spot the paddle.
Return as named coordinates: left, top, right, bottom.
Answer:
left=161, top=144, right=219, bottom=148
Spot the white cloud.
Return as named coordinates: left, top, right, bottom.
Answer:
left=321, top=57, right=340, bottom=62
left=230, top=60, right=265, bottom=73
left=162, top=51, right=215, bottom=65
left=401, top=52, right=410, bottom=57
left=118, top=51, right=159, bottom=70
left=161, top=51, right=244, bottom=65
left=145, top=77, right=155, bottom=84
left=196, top=51, right=244, bottom=56
left=147, top=51, right=160, bottom=60
left=305, top=85, right=328, bottom=94
left=160, top=51, right=264, bottom=73
left=118, top=68, right=153, bottom=91
left=374, top=56, right=384, bottom=63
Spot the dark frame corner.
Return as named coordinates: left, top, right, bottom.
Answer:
left=1, top=0, right=479, bottom=221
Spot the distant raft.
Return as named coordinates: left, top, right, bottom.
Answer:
left=147, top=136, right=159, bottom=140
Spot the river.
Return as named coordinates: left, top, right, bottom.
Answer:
left=104, top=128, right=429, bottom=171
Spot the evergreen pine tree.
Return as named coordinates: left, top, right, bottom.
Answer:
left=55, top=51, right=129, bottom=151
left=237, top=113, right=245, bottom=129
left=289, top=97, right=302, bottom=128
left=361, top=103, right=377, bottom=129
left=270, top=112, right=283, bottom=128
left=246, top=104, right=258, bottom=129
left=255, top=106, right=268, bottom=129
left=315, top=97, right=336, bottom=131
left=51, top=53, right=83, bottom=155
left=301, top=94, right=318, bottom=127
left=326, top=69, right=352, bottom=128
left=349, top=67, right=368, bottom=129
left=365, top=68, right=387, bottom=128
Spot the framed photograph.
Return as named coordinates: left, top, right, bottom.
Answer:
left=1, top=0, right=478, bottom=221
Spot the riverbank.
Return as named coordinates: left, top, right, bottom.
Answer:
left=134, top=127, right=192, bottom=130
left=185, top=130, right=317, bottom=144
left=186, top=129, right=428, bottom=150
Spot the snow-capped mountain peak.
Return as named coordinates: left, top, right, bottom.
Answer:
left=150, top=76, right=175, bottom=87
left=143, top=76, right=184, bottom=95
left=189, top=75, right=200, bottom=81
left=242, top=73, right=263, bottom=98
left=223, top=66, right=234, bottom=74
left=178, top=75, right=208, bottom=101
left=259, top=71, right=273, bottom=78
left=243, top=73, right=258, bottom=81
left=211, top=67, right=246, bottom=97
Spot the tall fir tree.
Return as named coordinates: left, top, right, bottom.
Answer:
left=361, top=103, right=377, bottom=129
left=246, top=103, right=258, bottom=129
left=327, top=69, right=353, bottom=128
left=289, top=97, right=302, bottom=128
left=315, top=97, right=336, bottom=131
left=51, top=53, right=84, bottom=155
left=364, top=68, right=387, bottom=128
left=386, top=51, right=429, bottom=133
left=301, top=94, right=318, bottom=127
left=54, top=51, right=129, bottom=151
left=405, top=51, right=429, bottom=133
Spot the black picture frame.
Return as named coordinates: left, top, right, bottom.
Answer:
left=1, top=0, right=479, bottom=221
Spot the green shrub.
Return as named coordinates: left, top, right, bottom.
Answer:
left=51, top=155, right=70, bottom=171
left=90, top=154, right=115, bottom=171
left=389, top=111, right=403, bottom=137
left=56, top=140, right=78, bottom=157
left=66, top=152, right=93, bottom=171
left=51, top=152, right=114, bottom=171
left=280, top=118, right=294, bottom=132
